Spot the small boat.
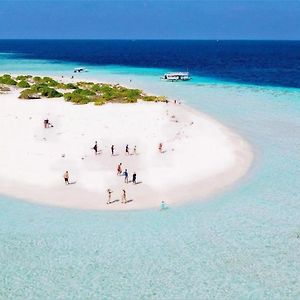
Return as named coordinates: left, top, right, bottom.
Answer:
left=74, top=67, right=88, bottom=73
left=161, top=72, right=191, bottom=81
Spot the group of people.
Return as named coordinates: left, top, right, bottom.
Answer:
left=92, top=142, right=137, bottom=157
left=106, top=188, right=127, bottom=204
left=61, top=138, right=165, bottom=206
left=117, top=163, right=137, bottom=184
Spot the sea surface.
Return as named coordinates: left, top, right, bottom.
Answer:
left=1, top=40, right=300, bottom=299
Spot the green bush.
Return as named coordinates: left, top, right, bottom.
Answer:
left=42, top=77, right=59, bottom=87
left=143, top=95, right=157, bottom=101
left=16, top=75, right=32, bottom=81
left=57, top=83, right=78, bottom=90
left=17, top=80, right=30, bottom=88
left=19, top=89, right=40, bottom=99
left=73, top=88, right=96, bottom=96
left=64, top=92, right=90, bottom=104
left=0, top=75, right=17, bottom=85
left=33, top=76, right=42, bottom=83
left=126, top=97, right=138, bottom=103
left=94, top=97, right=106, bottom=106
left=125, top=89, right=141, bottom=101
left=41, top=87, right=62, bottom=98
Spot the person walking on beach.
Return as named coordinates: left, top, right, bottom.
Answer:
left=107, top=189, right=113, bottom=204
left=124, top=169, right=129, bottom=183
left=44, top=119, right=53, bottom=128
left=132, top=172, right=137, bottom=184
left=133, top=146, right=137, bottom=155
left=117, top=163, right=122, bottom=176
left=121, top=189, right=127, bottom=204
left=125, top=144, right=129, bottom=155
left=111, top=145, right=115, bottom=156
left=63, top=171, right=69, bottom=185
left=158, top=143, right=163, bottom=153
left=92, top=141, right=98, bottom=155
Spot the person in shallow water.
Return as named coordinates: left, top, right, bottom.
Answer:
left=160, top=201, right=168, bottom=210
left=63, top=171, right=69, bottom=185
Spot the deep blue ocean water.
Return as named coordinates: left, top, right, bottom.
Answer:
left=1, top=40, right=300, bottom=88
left=1, top=40, right=300, bottom=299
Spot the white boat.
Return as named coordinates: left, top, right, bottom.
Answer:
left=161, top=72, right=191, bottom=81
left=74, top=67, right=88, bottom=73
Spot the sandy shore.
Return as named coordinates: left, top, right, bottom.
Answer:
left=0, top=87, right=253, bottom=210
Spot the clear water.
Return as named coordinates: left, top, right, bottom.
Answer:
left=1, top=55, right=300, bottom=299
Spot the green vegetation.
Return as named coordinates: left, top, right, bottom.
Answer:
left=143, top=95, right=167, bottom=102
left=30, top=83, right=62, bottom=98
left=64, top=92, right=90, bottom=104
left=19, top=89, right=40, bottom=99
left=17, top=80, right=30, bottom=88
left=1, top=74, right=167, bottom=105
left=16, top=75, right=32, bottom=81
left=57, top=82, right=78, bottom=90
left=0, top=74, right=17, bottom=85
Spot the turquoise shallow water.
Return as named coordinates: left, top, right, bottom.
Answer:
left=1, top=58, right=300, bottom=299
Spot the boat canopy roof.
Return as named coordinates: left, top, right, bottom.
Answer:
left=165, top=72, right=189, bottom=76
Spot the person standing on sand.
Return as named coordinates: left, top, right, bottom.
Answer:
left=124, top=169, right=129, bottom=183
left=63, top=171, right=69, bottom=185
left=92, top=141, right=98, bottom=155
left=121, top=189, right=127, bottom=204
left=107, top=189, right=113, bottom=204
left=117, top=163, right=122, bottom=175
left=111, top=145, right=115, bottom=156
left=158, top=143, right=163, bottom=153
left=125, top=144, right=129, bottom=155
left=133, top=146, right=137, bottom=155
left=132, top=172, right=137, bottom=184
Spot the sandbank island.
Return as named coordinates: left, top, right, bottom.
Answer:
left=0, top=74, right=253, bottom=210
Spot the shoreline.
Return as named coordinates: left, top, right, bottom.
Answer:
left=0, top=76, right=253, bottom=211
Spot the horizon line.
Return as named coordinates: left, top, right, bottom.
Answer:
left=1, top=38, right=300, bottom=42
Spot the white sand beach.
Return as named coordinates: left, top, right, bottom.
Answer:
left=0, top=87, right=253, bottom=210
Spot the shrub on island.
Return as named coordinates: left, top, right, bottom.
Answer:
left=0, top=74, right=17, bottom=85
left=17, top=80, right=30, bottom=88
left=42, top=77, right=59, bottom=87
left=94, top=97, right=106, bottom=106
left=143, top=95, right=166, bottom=102
left=57, top=83, right=78, bottom=90
left=64, top=92, right=90, bottom=104
left=72, top=88, right=96, bottom=97
left=16, top=75, right=32, bottom=81
left=11, top=74, right=168, bottom=105
left=32, top=76, right=59, bottom=87
left=33, top=76, right=42, bottom=83
left=41, top=87, right=62, bottom=98
left=30, top=83, right=62, bottom=98
left=19, top=89, right=41, bottom=99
